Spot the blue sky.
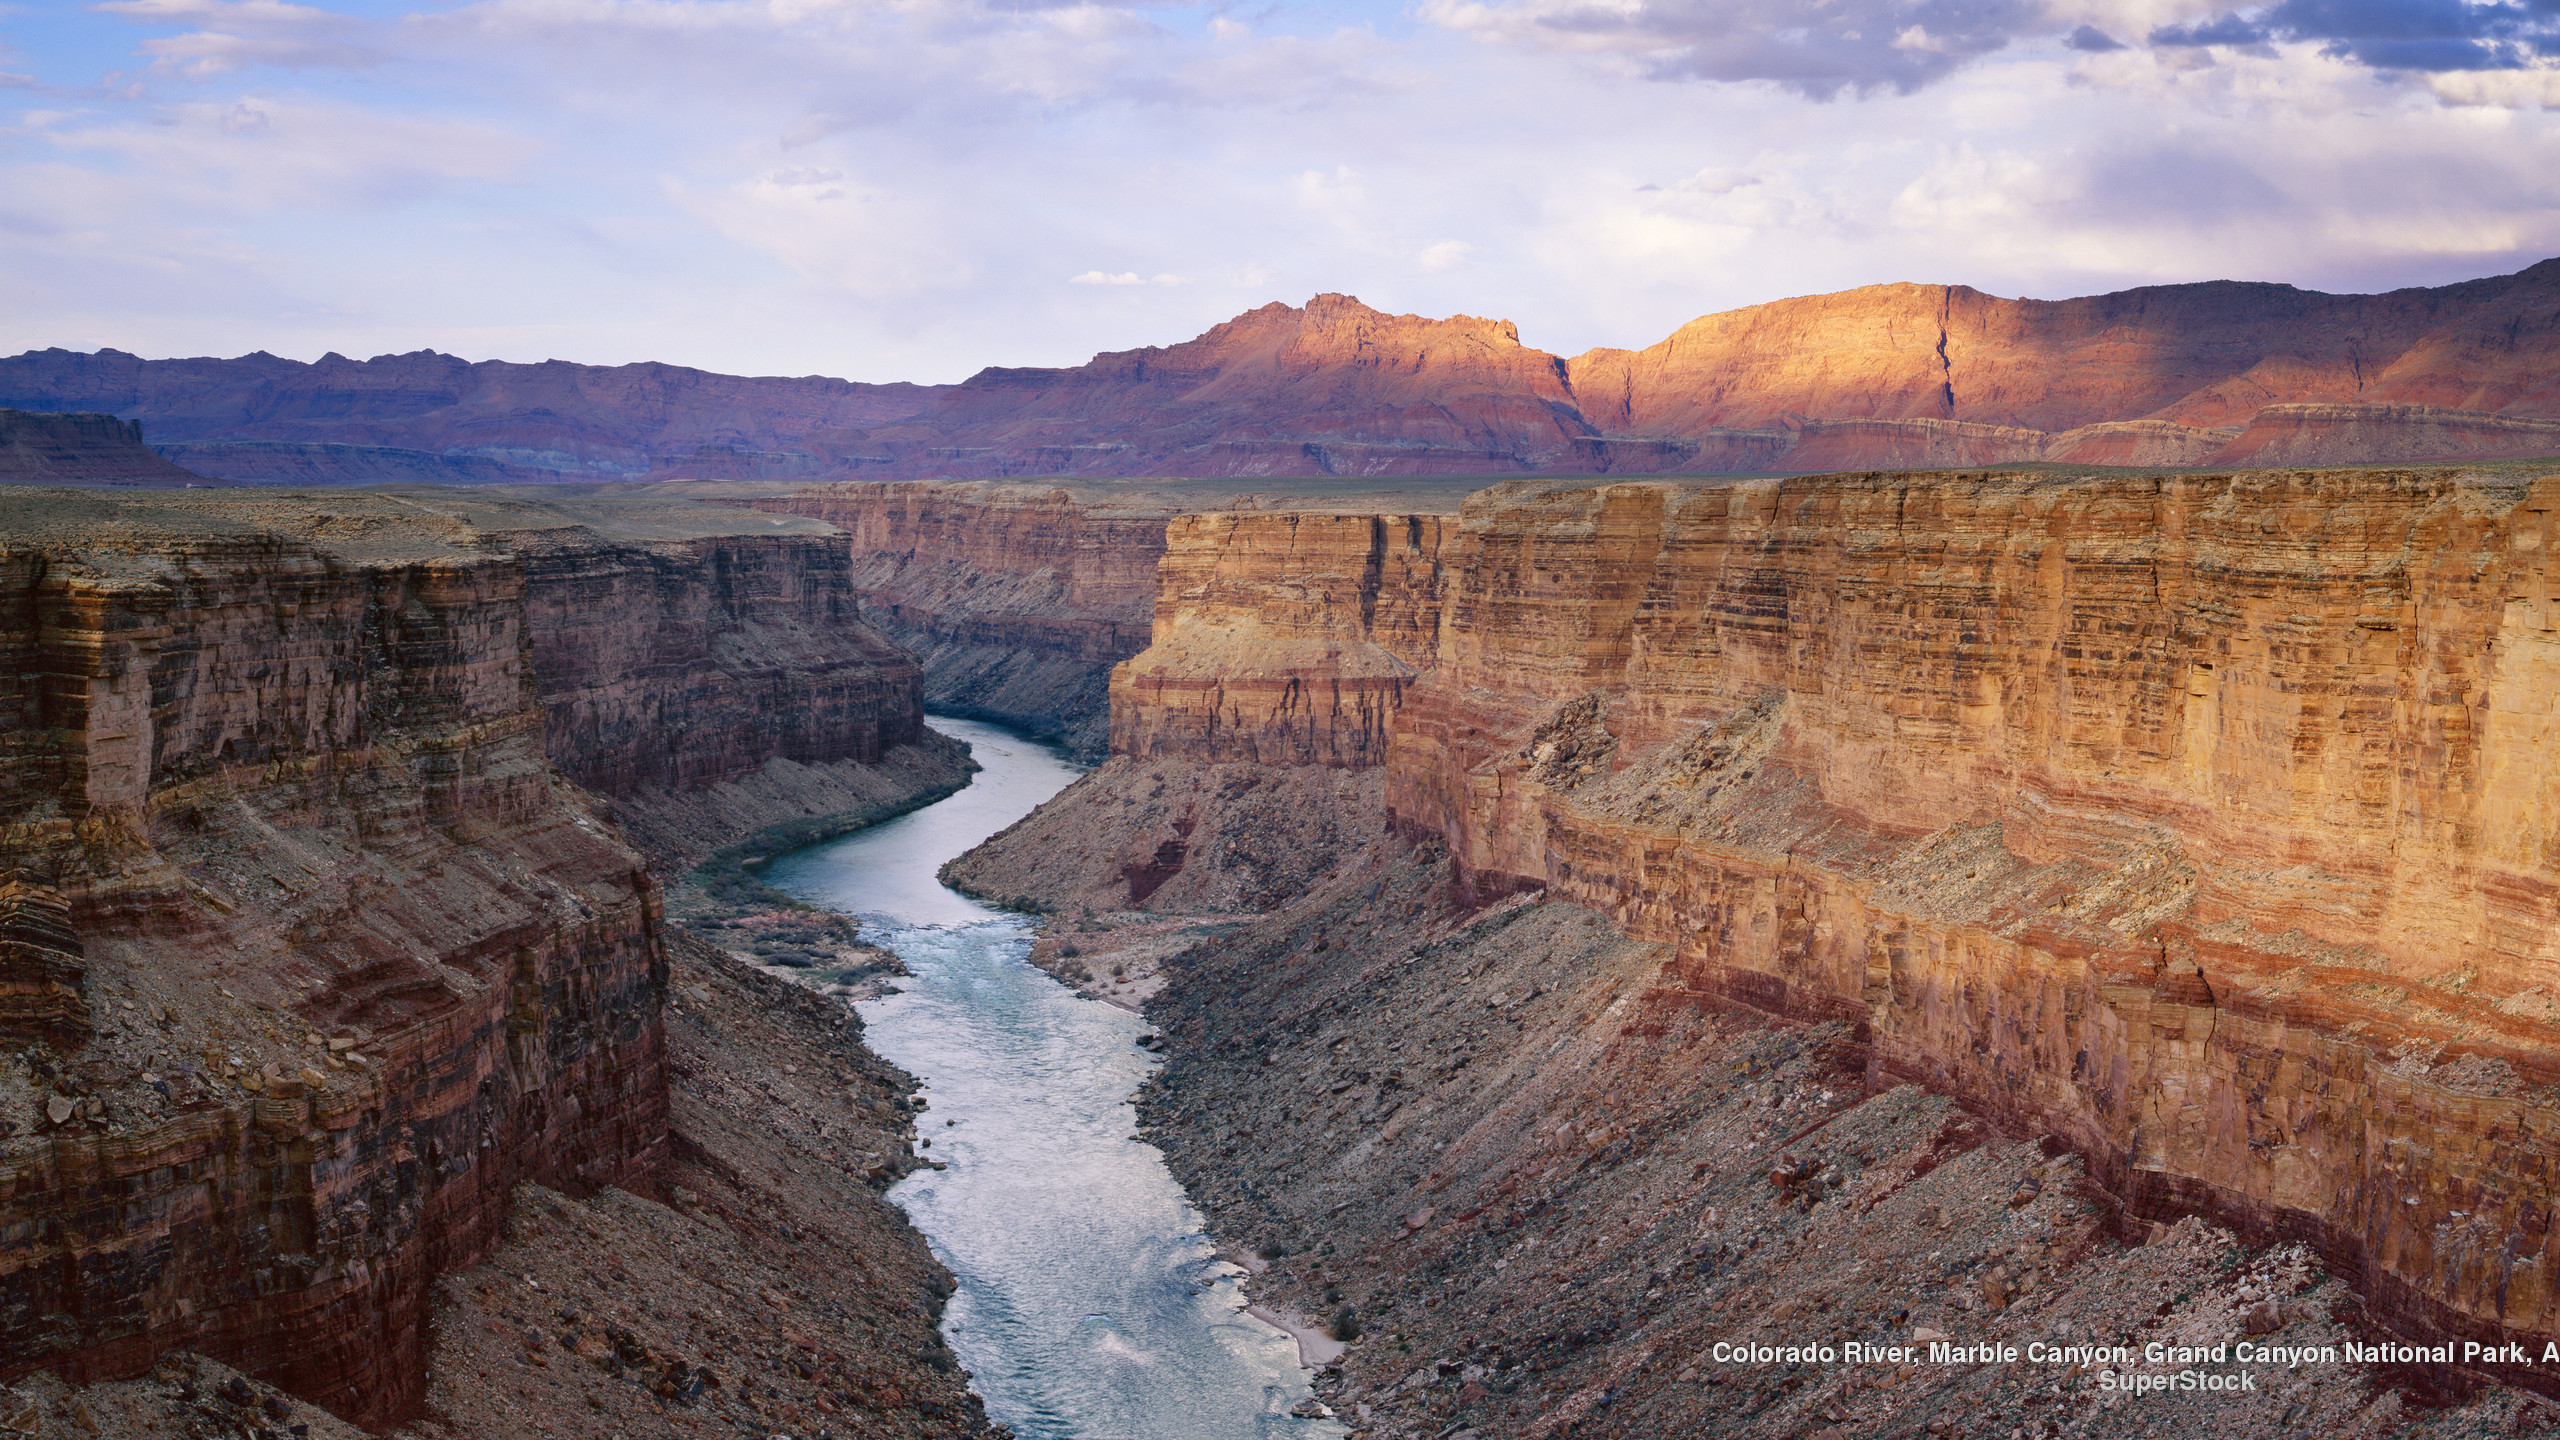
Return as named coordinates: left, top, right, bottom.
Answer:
left=5, top=0, right=2557, bottom=382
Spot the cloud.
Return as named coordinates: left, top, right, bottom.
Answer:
left=1419, top=239, right=1473, bottom=271
left=26, top=96, right=536, bottom=208
left=91, top=0, right=384, bottom=75
left=11, top=0, right=2560, bottom=386
left=1421, top=0, right=2048, bottom=96
left=2149, top=0, right=2560, bottom=73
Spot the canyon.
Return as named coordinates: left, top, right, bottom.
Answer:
left=13, top=260, right=2560, bottom=490
left=894, top=459, right=2560, bottom=1435
left=0, top=484, right=989, bottom=1435
left=16, top=440, right=2560, bottom=1438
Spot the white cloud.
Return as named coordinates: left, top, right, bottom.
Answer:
left=2427, top=67, right=2560, bottom=111
left=93, top=0, right=384, bottom=74
left=1419, top=239, right=1473, bottom=272
left=1071, top=270, right=1145, bottom=284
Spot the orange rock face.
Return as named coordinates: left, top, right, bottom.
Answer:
left=1569, top=264, right=2560, bottom=434
left=756, top=481, right=1176, bottom=756
left=763, top=263, right=2560, bottom=477
left=1104, top=465, right=2560, bottom=1368
left=859, top=295, right=1590, bottom=476
left=1110, top=511, right=1446, bottom=767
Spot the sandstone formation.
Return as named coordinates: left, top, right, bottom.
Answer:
left=753, top=481, right=1176, bottom=758
left=924, top=461, right=2560, bottom=1417
left=0, top=485, right=961, bottom=1424
left=1110, top=511, right=1445, bottom=769
left=1566, top=265, right=2560, bottom=434
left=21, top=262, right=2559, bottom=486
left=694, top=261, right=2560, bottom=478
left=0, top=409, right=213, bottom=487
left=755, top=477, right=1497, bottom=760
left=0, top=348, right=949, bottom=483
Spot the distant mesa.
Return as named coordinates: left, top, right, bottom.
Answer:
left=8, top=259, right=2560, bottom=483
left=0, top=347, right=950, bottom=487
left=0, top=408, right=220, bottom=488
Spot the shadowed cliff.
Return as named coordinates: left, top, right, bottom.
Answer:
left=0, top=485, right=971, bottom=1426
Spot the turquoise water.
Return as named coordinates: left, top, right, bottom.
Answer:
left=760, top=717, right=1342, bottom=1440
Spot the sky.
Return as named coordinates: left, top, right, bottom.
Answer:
left=3, top=0, right=2557, bottom=383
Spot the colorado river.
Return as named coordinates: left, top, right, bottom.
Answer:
left=760, top=717, right=1344, bottom=1440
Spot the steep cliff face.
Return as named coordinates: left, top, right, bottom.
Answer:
left=1038, top=466, right=2560, bottom=1379
left=848, top=295, right=1588, bottom=476
left=1566, top=263, right=2560, bottom=434
left=0, top=486, right=945, bottom=1422
left=1110, top=511, right=1446, bottom=768
left=0, top=409, right=213, bottom=488
left=0, top=349, right=948, bottom=481
left=514, top=531, right=922, bottom=797
left=0, top=497, right=664, bottom=1421
left=753, top=481, right=1173, bottom=758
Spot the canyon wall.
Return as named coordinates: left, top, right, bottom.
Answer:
left=513, top=531, right=923, bottom=797
left=1085, top=465, right=2560, bottom=1374
left=1110, top=510, right=1445, bottom=768
left=753, top=481, right=1173, bottom=758
left=0, top=486, right=941, bottom=1421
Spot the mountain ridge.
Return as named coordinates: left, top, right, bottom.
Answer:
left=10, top=258, right=2560, bottom=482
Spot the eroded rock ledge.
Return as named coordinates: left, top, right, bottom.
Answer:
left=0, top=486, right=970, bottom=1427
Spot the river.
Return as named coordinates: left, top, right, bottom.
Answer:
left=759, top=717, right=1345, bottom=1440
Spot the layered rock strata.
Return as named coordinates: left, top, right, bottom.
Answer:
left=1088, top=832, right=2536, bottom=1437
left=710, top=262, right=2560, bottom=478
left=1000, top=464, right=2560, bottom=1389
left=25, top=259, right=2560, bottom=489
left=0, top=485, right=950, bottom=1423
left=754, top=481, right=1176, bottom=758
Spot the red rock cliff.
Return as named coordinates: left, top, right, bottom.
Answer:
left=754, top=481, right=1175, bottom=757
left=0, top=487, right=941, bottom=1424
left=512, top=530, right=924, bottom=796
left=1110, top=511, right=1445, bottom=768
left=726, top=263, right=2560, bottom=478
left=0, top=494, right=674, bottom=1422
left=1110, top=466, right=2560, bottom=1369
